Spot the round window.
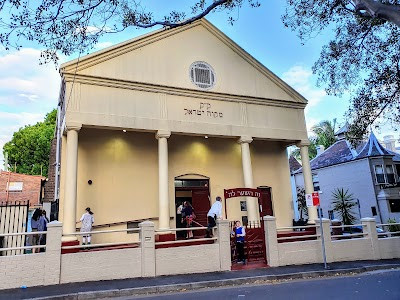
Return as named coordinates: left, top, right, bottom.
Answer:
left=189, top=61, right=216, bottom=90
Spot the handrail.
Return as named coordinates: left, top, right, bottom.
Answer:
left=330, top=224, right=365, bottom=229
left=378, top=231, right=400, bottom=235
left=0, top=245, right=46, bottom=251
left=277, top=225, right=318, bottom=230
left=331, top=233, right=366, bottom=239
left=0, top=231, right=46, bottom=237
left=63, top=228, right=140, bottom=236
left=61, top=241, right=141, bottom=250
left=156, top=227, right=207, bottom=233
left=79, top=217, right=174, bottom=230
left=376, top=223, right=400, bottom=227
left=155, top=237, right=217, bottom=245
left=277, top=234, right=320, bottom=241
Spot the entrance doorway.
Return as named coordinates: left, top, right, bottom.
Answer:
left=258, top=186, right=273, bottom=217
left=175, top=178, right=211, bottom=238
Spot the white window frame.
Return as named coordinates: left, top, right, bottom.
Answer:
left=386, top=164, right=396, bottom=184
left=374, top=164, right=386, bottom=184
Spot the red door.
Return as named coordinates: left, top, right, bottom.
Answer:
left=191, top=189, right=211, bottom=227
left=259, top=188, right=273, bottom=217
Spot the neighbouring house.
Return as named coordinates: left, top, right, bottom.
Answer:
left=50, top=18, right=318, bottom=245
left=0, top=170, right=45, bottom=206
left=293, top=126, right=400, bottom=224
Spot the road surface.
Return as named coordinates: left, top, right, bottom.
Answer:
left=122, top=269, right=400, bottom=300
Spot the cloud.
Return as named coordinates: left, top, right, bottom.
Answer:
left=94, top=42, right=113, bottom=50
left=282, top=65, right=326, bottom=110
left=0, top=48, right=61, bottom=167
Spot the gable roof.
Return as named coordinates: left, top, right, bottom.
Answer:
left=60, top=19, right=307, bottom=105
left=355, top=131, right=393, bottom=159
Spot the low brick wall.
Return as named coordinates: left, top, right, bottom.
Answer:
left=0, top=253, right=46, bottom=290
left=60, top=248, right=142, bottom=283
left=331, top=238, right=373, bottom=262
left=156, top=243, right=220, bottom=276
left=379, top=238, right=400, bottom=259
left=264, top=216, right=400, bottom=267
left=277, top=240, right=321, bottom=266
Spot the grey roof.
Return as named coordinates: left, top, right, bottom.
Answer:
left=355, top=131, right=393, bottom=159
left=289, top=156, right=302, bottom=173
left=293, top=131, right=398, bottom=174
left=335, top=123, right=348, bottom=136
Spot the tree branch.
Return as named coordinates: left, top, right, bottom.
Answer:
left=352, top=0, right=400, bottom=27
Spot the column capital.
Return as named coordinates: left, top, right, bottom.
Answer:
left=296, top=140, right=311, bottom=147
left=66, top=122, right=82, bottom=132
left=156, top=130, right=171, bottom=139
left=238, top=136, right=253, bottom=144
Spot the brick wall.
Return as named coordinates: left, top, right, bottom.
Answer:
left=0, top=171, right=44, bottom=206
left=43, top=138, right=57, bottom=203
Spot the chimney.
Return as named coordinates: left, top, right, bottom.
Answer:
left=316, top=145, right=325, bottom=156
left=383, top=135, right=396, bottom=151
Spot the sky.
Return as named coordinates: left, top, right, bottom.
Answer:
left=0, top=1, right=398, bottom=166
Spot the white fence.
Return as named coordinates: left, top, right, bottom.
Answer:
left=0, top=220, right=230, bottom=290
left=265, top=216, right=400, bottom=267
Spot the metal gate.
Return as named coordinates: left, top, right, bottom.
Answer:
left=0, top=201, right=30, bottom=256
left=224, top=188, right=267, bottom=264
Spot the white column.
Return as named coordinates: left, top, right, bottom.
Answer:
left=238, top=136, right=258, bottom=223
left=156, top=130, right=171, bottom=230
left=298, top=142, right=318, bottom=223
left=62, top=125, right=81, bottom=240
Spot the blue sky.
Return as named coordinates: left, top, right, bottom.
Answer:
left=0, top=1, right=397, bottom=166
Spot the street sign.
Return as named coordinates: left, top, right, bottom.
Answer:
left=305, top=194, right=313, bottom=207
left=312, top=192, right=320, bottom=206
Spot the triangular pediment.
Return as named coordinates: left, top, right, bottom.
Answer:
left=61, top=19, right=306, bottom=104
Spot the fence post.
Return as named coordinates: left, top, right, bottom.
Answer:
left=317, top=218, right=333, bottom=263
left=139, top=221, right=156, bottom=277
left=263, top=216, right=279, bottom=267
left=44, top=221, right=63, bottom=285
left=361, top=217, right=381, bottom=260
left=216, top=219, right=231, bottom=271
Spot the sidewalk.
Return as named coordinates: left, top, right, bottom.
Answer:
left=2, top=259, right=400, bottom=300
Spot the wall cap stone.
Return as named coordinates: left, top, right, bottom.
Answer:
left=139, top=221, right=155, bottom=227
left=47, top=221, right=63, bottom=228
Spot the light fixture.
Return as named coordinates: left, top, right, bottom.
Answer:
left=122, top=129, right=127, bottom=133
left=205, top=136, right=208, bottom=139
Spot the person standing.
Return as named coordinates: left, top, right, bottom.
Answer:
left=30, top=209, right=41, bottom=253
left=205, top=196, right=222, bottom=238
left=181, top=201, right=194, bottom=239
left=38, top=210, right=49, bottom=252
left=77, top=207, right=94, bottom=248
left=233, top=220, right=246, bottom=263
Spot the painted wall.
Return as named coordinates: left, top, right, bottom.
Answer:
left=58, top=129, right=294, bottom=233
left=294, top=159, right=379, bottom=223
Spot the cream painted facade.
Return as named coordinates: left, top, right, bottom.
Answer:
left=56, top=19, right=316, bottom=239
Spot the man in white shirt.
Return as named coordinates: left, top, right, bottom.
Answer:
left=205, top=196, right=222, bottom=238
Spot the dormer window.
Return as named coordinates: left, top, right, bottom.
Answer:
left=386, top=165, right=396, bottom=184
left=374, top=165, right=385, bottom=184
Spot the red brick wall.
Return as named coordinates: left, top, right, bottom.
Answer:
left=0, top=171, right=44, bottom=206
left=44, top=137, right=57, bottom=203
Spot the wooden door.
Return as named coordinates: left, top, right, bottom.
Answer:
left=259, top=188, right=273, bottom=217
left=191, top=189, right=211, bottom=227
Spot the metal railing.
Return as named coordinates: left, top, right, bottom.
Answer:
left=330, top=224, right=367, bottom=239
left=376, top=222, right=400, bottom=238
left=155, top=227, right=217, bottom=246
left=0, top=231, right=47, bottom=254
left=276, top=225, right=319, bottom=242
left=61, top=228, right=141, bottom=250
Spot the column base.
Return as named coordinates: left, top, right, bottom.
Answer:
left=155, top=233, right=175, bottom=243
left=61, top=240, right=80, bottom=254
